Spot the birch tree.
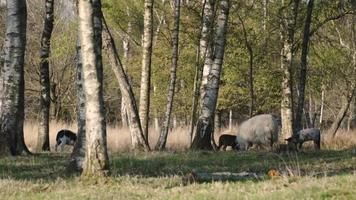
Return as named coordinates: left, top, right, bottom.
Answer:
left=280, top=0, right=300, bottom=140
left=120, top=6, right=132, bottom=127
left=329, top=14, right=356, bottom=137
left=78, top=0, right=109, bottom=176
left=189, top=0, right=215, bottom=143
left=37, top=0, right=54, bottom=151
left=295, top=0, right=314, bottom=132
left=139, top=0, right=154, bottom=142
left=191, top=0, right=230, bottom=150
left=155, top=0, right=181, bottom=150
left=68, top=40, right=86, bottom=172
left=102, top=16, right=150, bottom=151
left=0, top=0, right=30, bottom=156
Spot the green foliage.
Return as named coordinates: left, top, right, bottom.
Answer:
left=1, top=0, right=355, bottom=126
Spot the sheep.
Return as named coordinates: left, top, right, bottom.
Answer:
left=55, top=129, right=77, bottom=152
left=235, top=114, right=279, bottom=150
left=217, top=134, right=238, bottom=151
left=286, top=128, right=321, bottom=150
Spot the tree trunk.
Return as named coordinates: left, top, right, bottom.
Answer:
left=280, top=0, right=300, bottom=141
left=79, top=0, right=109, bottom=177
left=67, top=40, right=86, bottom=173
left=330, top=10, right=356, bottom=136
left=295, top=0, right=314, bottom=132
left=189, top=0, right=215, bottom=144
left=330, top=91, right=355, bottom=137
left=348, top=97, right=356, bottom=131
left=191, top=0, right=230, bottom=150
left=319, top=85, right=325, bottom=128
left=0, top=0, right=30, bottom=156
left=229, top=109, right=232, bottom=131
left=37, top=0, right=54, bottom=152
left=102, top=17, right=150, bottom=151
left=237, top=14, right=254, bottom=117
left=214, top=110, right=221, bottom=134
left=155, top=0, right=181, bottom=151
left=120, top=9, right=131, bottom=128
left=139, top=0, right=154, bottom=143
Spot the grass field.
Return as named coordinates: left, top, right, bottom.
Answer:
left=0, top=149, right=355, bottom=199
left=0, top=123, right=354, bottom=199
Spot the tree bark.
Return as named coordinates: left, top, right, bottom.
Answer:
left=348, top=97, right=356, bottom=131
left=37, top=0, right=54, bottom=152
left=0, top=0, right=30, bottom=156
left=319, top=85, right=325, bottom=127
left=139, top=0, right=154, bottom=143
left=280, top=0, right=300, bottom=141
left=102, top=16, right=150, bottom=151
left=295, top=0, right=314, bottom=132
left=189, top=0, right=215, bottom=143
left=155, top=0, right=181, bottom=151
left=191, top=0, right=230, bottom=150
left=120, top=8, right=131, bottom=128
left=79, top=0, right=109, bottom=177
left=330, top=91, right=355, bottom=137
left=67, top=40, right=86, bottom=173
left=237, top=13, right=254, bottom=117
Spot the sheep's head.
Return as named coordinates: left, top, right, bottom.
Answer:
left=235, top=135, right=248, bottom=151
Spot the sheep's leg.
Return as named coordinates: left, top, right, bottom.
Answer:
left=222, top=145, right=227, bottom=151
left=315, top=140, right=321, bottom=150
left=299, top=142, right=303, bottom=149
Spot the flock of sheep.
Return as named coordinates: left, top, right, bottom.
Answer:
left=217, top=114, right=321, bottom=153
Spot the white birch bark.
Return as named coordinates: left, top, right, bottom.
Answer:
left=280, top=0, right=300, bottom=141
left=37, top=0, right=54, bottom=152
left=139, top=0, right=154, bottom=142
left=0, top=0, right=30, bottom=156
left=79, top=0, right=109, bottom=176
left=191, top=0, right=230, bottom=150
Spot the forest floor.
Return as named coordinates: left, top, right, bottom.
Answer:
left=0, top=149, right=355, bottom=199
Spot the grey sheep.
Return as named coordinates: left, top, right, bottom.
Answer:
left=235, top=114, right=279, bottom=150
left=286, top=128, right=321, bottom=150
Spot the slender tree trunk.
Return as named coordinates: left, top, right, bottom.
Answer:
left=139, top=0, right=154, bottom=143
left=229, top=109, right=232, bottom=131
left=155, top=0, right=181, bottom=151
left=191, top=0, right=230, bottom=150
left=295, top=0, right=314, bottom=132
left=348, top=97, right=356, bottom=131
left=120, top=8, right=131, bottom=128
left=319, top=85, right=325, bottom=127
left=214, top=110, right=221, bottom=134
left=67, top=40, right=86, bottom=173
left=37, top=0, right=54, bottom=152
left=280, top=0, right=300, bottom=141
left=102, top=17, right=150, bottom=151
left=237, top=14, right=254, bottom=117
left=0, top=0, right=30, bottom=156
left=79, top=0, right=109, bottom=177
left=189, top=0, right=215, bottom=143
left=330, top=90, right=355, bottom=137
left=330, top=11, right=356, bottom=136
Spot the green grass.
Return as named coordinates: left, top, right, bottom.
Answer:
left=0, top=150, right=355, bottom=199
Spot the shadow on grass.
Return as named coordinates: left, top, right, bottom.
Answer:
left=0, top=153, right=69, bottom=181
left=0, top=149, right=354, bottom=182
left=110, top=149, right=356, bottom=178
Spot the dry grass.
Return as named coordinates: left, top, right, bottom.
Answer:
left=24, top=122, right=192, bottom=152
left=24, top=122, right=356, bottom=152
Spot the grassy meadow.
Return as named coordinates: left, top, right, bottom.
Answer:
left=0, top=122, right=354, bottom=199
